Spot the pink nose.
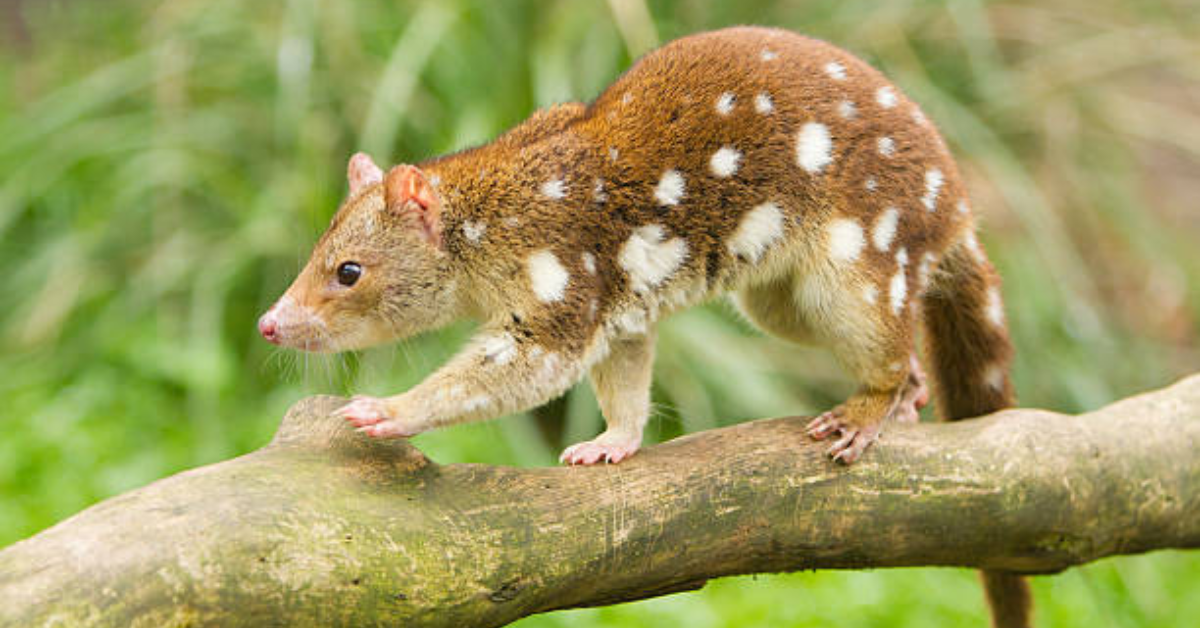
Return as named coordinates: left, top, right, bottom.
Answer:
left=258, top=312, right=279, bottom=343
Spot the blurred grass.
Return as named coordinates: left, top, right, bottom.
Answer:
left=1, top=0, right=1198, bottom=625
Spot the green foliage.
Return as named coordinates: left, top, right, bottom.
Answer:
left=1, top=0, right=1197, bottom=625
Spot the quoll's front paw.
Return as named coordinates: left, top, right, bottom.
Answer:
left=335, top=396, right=418, bottom=438
left=559, top=433, right=641, bottom=466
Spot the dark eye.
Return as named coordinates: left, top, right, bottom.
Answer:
left=337, top=262, right=362, bottom=286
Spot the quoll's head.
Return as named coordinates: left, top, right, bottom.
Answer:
left=257, top=153, right=454, bottom=352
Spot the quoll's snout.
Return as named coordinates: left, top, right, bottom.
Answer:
left=258, top=309, right=279, bottom=343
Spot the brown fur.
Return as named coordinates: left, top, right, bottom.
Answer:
left=258, top=26, right=1025, bottom=626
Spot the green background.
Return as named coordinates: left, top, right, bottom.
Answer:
left=2, top=0, right=1198, bottom=625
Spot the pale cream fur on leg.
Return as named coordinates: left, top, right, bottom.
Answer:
left=561, top=330, right=656, bottom=465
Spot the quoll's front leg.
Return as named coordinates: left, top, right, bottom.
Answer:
left=337, top=323, right=594, bottom=439
left=560, top=331, right=655, bottom=465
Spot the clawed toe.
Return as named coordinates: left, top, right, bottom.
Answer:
left=829, top=425, right=878, bottom=464
left=805, top=410, right=843, bottom=440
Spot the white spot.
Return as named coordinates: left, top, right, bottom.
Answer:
left=985, top=286, right=1005, bottom=327
left=710, top=146, right=742, bottom=178
left=796, top=122, right=833, bottom=174
left=863, top=284, right=879, bottom=305
left=613, top=307, right=648, bottom=335
left=529, top=346, right=544, bottom=359
left=754, top=92, right=774, bottom=114
left=727, top=202, right=785, bottom=263
left=983, top=364, right=1006, bottom=392
left=481, top=333, right=517, bottom=365
left=464, top=395, right=491, bottom=413
left=865, top=177, right=878, bottom=192
left=503, top=216, right=521, bottom=228
left=593, top=179, right=608, bottom=204
left=912, top=107, right=928, bottom=126
left=540, top=178, right=566, bottom=200
left=827, top=219, right=865, bottom=263
left=872, top=207, right=900, bottom=252
left=462, top=220, right=486, bottom=244
left=588, top=299, right=598, bottom=320
left=428, top=174, right=441, bottom=187
left=618, top=224, right=688, bottom=294
left=876, top=86, right=898, bottom=109
left=609, top=147, right=619, bottom=162
left=582, top=252, right=596, bottom=274
left=918, top=251, right=937, bottom=291
left=889, top=361, right=904, bottom=372
left=889, top=268, right=908, bottom=315
left=837, top=100, right=857, bottom=119
left=621, top=92, right=633, bottom=105
left=539, top=350, right=564, bottom=381
left=896, top=246, right=910, bottom=267
left=877, top=136, right=896, bottom=157
left=716, top=92, right=737, bottom=115
left=824, top=61, right=847, bottom=80
left=921, top=168, right=944, bottom=211
left=957, top=199, right=970, bottom=214
left=962, top=230, right=985, bottom=263
left=760, top=49, right=778, bottom=61
left=528, top=250, right=569, bottom=302
left=654, top=169, right=686, bottom=206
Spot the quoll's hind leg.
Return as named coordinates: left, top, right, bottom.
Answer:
left=560, top=330, right=655, bottom=465
left=737, top=268, right=926, bottom=463
left=788, top=264, right=926, bottom=463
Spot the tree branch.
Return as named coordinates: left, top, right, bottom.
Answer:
left=2, top=375, right=1198, bottom=628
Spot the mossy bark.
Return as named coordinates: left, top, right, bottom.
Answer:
left=2, top=375, right=1198, bottom=628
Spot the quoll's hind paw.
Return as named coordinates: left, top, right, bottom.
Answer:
left=906, top=354, right=931, bottom=416
left=891, top=356, right=930, bottom=424
left=806, top=411, right=881, bottom=465
left=559, top=438, right=639, bottom=466
left=893, top=383, right=924, bottom=424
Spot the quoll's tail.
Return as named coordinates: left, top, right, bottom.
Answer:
left=922, top=232, right=1030, bottom=628
left=922, top=235, right=1014, bottom=420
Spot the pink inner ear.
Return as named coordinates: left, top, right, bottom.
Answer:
left=384, top=165, right=443, bottom=248
left=348, top=152, right=384, bottom=194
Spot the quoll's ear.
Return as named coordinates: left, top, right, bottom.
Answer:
left=384, top=164, right=442, bottom=248
left=347, top=152, right=384, bottom=195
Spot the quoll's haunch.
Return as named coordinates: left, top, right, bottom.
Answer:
left=257, top=26, right=1027, bottom=627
